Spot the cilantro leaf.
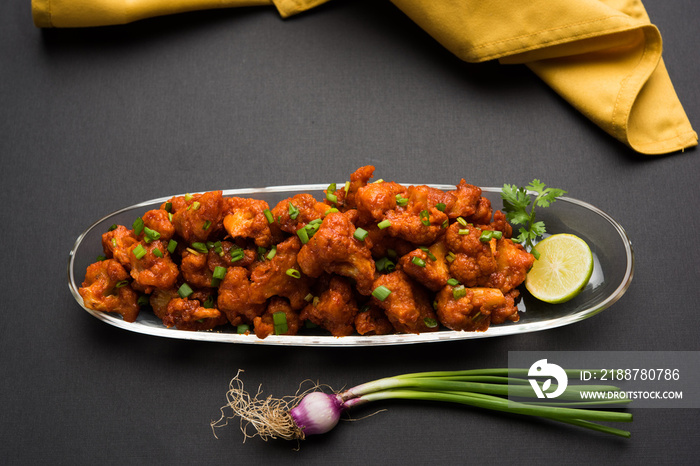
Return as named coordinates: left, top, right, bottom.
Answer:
left=500, top=180, right=566, bottom=255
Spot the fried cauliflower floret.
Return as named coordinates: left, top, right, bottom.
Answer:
left=217, top=266, right=265, bottom=326
left=249, top=236, right=311, bottom=309
left=160, top=297, right=226, bottom=331
left=371, top=270, right=439, bottom=334
left=223, top=197, right=274, bottom=247
left=101, top=225, right=138, bottom=268
left=399, top=241, right=451, bottom=291
left=435, top=286, right=507, bottom=331
left=180, top=249, right=214, bottom=289
left=141, top=209, right=175, bottom=242
left=127, top=240, right=179, bottom=292
left=482, top=239, right=535, bottom=293
left=253, top=297, right=302, bottom=339
left=79, top=259, right=140, bottom=322
left=445, top=222, right=497, bottom=287
left=170, top=190, right=224, bottom=243
left=382, top=185, right=449, bottom=245
left=300, top=275, right=358, bottom=337
left=330, top=165, right=375, bottom=209
left=206, top=240, right=257, bottom=270
left=354, top=181, right=407, bottom=222
left=444, top=180, right=483, bottom=219
left=354, top=304, right=394, bottom=336
left=271, top=193, right=330, bottom=235
left=297, top=212, right=376, bottom=295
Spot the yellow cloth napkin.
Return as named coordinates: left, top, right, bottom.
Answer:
left=32, top=0, right=697, bottom=155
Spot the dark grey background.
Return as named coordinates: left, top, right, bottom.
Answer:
left=2, top=0, right=699, bottom=464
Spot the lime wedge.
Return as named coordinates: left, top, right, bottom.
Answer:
left=525, top=234, right=593, bottom=304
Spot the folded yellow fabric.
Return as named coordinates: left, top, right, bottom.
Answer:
left=390, top=0, right=696, bottom=155
left=32, top=0, right=697, bottom=155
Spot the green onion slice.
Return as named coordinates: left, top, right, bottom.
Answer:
left=167, top=239, right=178, bottom=254
left=420, top=210, right=430, bottom=226
left=213, top=266, right=227, bottom=280
left=286, top=268, right=301, bottom=279
left=191, top=242, right=208, bottom=254
left=288, top=202, right=300, bottom=220
left=178, top=283, right=193, bottom=298
left=132, top=244, right=147, bottom=259
left=377, top=219, right=391, bottom=230
left=447, top=278, right=461, bottom=287
left=353, top=227, right=368, bottom=241
left=452, top=285, right=467, bottom=299
left=411, top=256, right=426, bottom=268
left=132, top=217, right=144, bottom=236
left=263, top=209, right=274, bottom=224
left=372, top=285, right=392, bottom=301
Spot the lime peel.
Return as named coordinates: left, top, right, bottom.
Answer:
left=525, top=234, right=593, bottom=304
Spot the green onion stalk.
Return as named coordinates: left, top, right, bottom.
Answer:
left=211, top=369, right=633, bottom=442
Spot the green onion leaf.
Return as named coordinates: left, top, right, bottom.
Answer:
left=452, top=285, right=467, bottom=299
left=178, top=283, right=193, bottom=298
left=144, top=226, right=161, bottom=242
left=273, top=312, right=288, bottom=335
left=202, top=220, right=211, bottom=230
left=372, top=285, right=392, bottom=301
left=132, top=217, right=144, bottom=236
left=297, top=227, right=310, bottom=244
left=114, top=280, right=129, bottom=288
left=263, top=209, right=274, bottom=224
left=436, top=203, right=446, bottom=212
left=213, top=266, right=227, bottom=280
left=132, top=244, right=147, bottom=259
left=236, top=324, right=250, bottom=334
left=191, top=242, right=208, bottom=254
left=288, top=202, right=300, bottom=220
left=424, top=317, right=439, bottom=328
left=377, top=220, right=392, bottom=230
left=153, top=248, right=163, bottom=258
left=286, top=268, right=301, bottom=279
left=375, top=257, right=395, bottom=273
left=167, top=239, right=178, bottom=254
left=230, top=246, right=244, bottom=262
left=395, top=194, right=408, bottom=207
left=420, top=210, right=430, bottom=226
left=164, top=202, right=172, bottom=213
left=326, top=183, right=337, bottom=204
left=458, top=228, right=469, bottom=235
left=354, top=227, right=368, bottom=241
left=266, top=246, right=277, bottom=260
left=457, top=217, right=468, bottom=227
left=108, top=224, right=118, bottom=231
left=447, top=278, right=461, bottom=287
left=411, top=256, right=426, bottom=268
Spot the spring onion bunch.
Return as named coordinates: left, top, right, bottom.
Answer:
left=211, top=369, right=633, bottom=442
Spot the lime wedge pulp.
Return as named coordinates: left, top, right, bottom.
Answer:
left=525, top=234, right=594, bottom=304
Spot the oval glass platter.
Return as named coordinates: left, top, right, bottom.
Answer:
left=68, top=184, right=633, bottom=347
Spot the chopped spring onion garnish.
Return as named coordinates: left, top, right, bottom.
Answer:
left=457, top=217, right=468, bottom=227
left=230, top=246, right=244, bottom=262
left=411, top=256, right=426, bottom=268
left=191, top=201, right=201, bottom=210
left=372, top=285, right=392, bottom=301
left=297, top=227, right=310, bottom=244
left=108, top=224, right=118, bottom=231
left=286, top=268, right=301, bottom=279
left=144, top=226, right=161, bottom=242
left=458, top=228, right=469, bottom=235
left=164, top=202, right=172, bottom=212
left=237, top=324, right=250, bottom=334
left=344, top=181, right=350, bottom=194
left=419, top=246, right=436, bottom=261
left=436, top=202, right=446, bottom=212
left=191, top=242, right=208, bottom=254
left=395, top=194, right=408, bottom=207
left=202, top=220, right=211, bottom=230
left=419, top=210, right=430, bottom=226
left=288, top=202, right=300, bottom=220
left=167, top=239, right=178, bottom=254
left=266, top=246, right=277, bottom=260
left=353, top=227, right=368, bottom=241
left=96, top=255, right=106, bottom=262
left=446, top=252, right=456, bottom=262
left=480, top=230, right=503, bottom=242
left=133, top=217, right=144, bottom=236
left=178, top=283, right=193, bottom=298
left=132, top=244, right=147, bottom=259
left=111, top=238, right=117, bottom=248
left=304, top=293, right=314, bottom=302
left=326, top=183, right=337, bottom=204
left=386, top=249, right=397, bottom=259
left=185, top=193, right=193, bottom=201
left=272, top=312, right=288, bottom=335
left=257, top=247, right=268, bottom=261
left=202, top=296, right=215, bottom=308
left=153, top=248, right=164, bottom=258
left=424, top=317, right=439, bottom=328
left=452, top=285, right=467, bottom=299
left=447, top=278, right=460, bottom=287
left=213, top=266, right=227, bottom=280
left=263, top=209, right=274, bottom=224
left=137, top=295, right=150, bottom=307
left=377, top=220, right=391, bottom=230
left=375, top=257, right=395, bottom=273
left=114, top=280, right=129, bottom=288
left=212, top=368, right=633, bottom=443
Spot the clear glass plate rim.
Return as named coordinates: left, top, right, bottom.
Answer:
left=67, top=184, right=634, bottom=347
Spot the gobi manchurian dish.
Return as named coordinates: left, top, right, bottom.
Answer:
left=79, top=166, right=535, bottom=338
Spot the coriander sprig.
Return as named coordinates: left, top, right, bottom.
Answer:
left=501, top=180, right=566, bottom=258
